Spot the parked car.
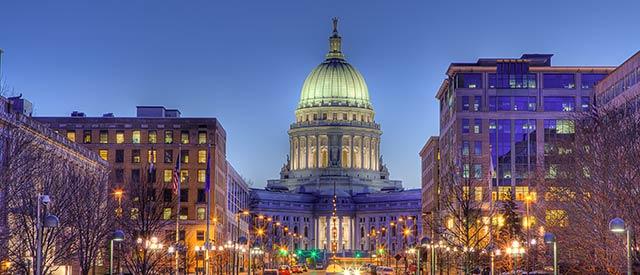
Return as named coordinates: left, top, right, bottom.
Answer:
left=278, top=265, right=292, bottom=275
left=263, top=269, right=279, bottom=275
left=375, top=266, right=395, bottom=275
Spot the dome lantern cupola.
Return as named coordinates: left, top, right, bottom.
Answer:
left=297, top=18, right=372, bottom=110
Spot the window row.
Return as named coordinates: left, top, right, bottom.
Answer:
left=113, top=168, right=208, bottom=184
left=461, top=96, right=591, bottom=113
left=100, top=149, right=208, bottom=164
left=66, top=129, right=208, bottom=145
left=598, top=66, right=640, bottom=105
left=454, top=73, right=607, bottom=90
left=296, top=112, right=372, bottom=123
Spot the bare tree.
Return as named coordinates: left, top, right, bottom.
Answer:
left=68, top=166, right=113, bottom=275
left=433, top=159, right=495, bottom=274
left=118, top=164, right=176, bottom=275
left=537, top=106, right=640, bottom=274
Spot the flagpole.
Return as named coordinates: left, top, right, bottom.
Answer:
left=205, top=143, right=212, bottom=275
left=175, top=149, right=182, bottom=275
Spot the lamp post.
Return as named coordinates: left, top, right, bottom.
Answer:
left=544, top=232, right=557, bottom=275
left=109, top=230, right=124, bottom=275
left=418, top=237, right=430, bottom=275
left=610, top=217, right=631, bottom=275
left=506, top=240, right=525, bottom=275
left=35, top=194, right=59, bottom=275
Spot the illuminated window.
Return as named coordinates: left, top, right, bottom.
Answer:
left=198, top=131, right=207, bottom=144
left=66, top=131, right=76, bottom=142
left=462, top=186, right=470, bottom=200
left=164, top=170, right=173, bottom=183
left=181, top=131, right=189, bottom=144
left=163, top=208, right=172, bottom=220
left=99, top=150, right=108, bottom=160
left=446, top=218, right=454, bottom=229
left=116, top=131, right=124, bottom=144
left=523, top=216, right=536, bottom=228
left=498, top=187, right=511, bottom=201
left=515, top=186, right=529, bottom=201
left=164, top=130, right=173, bottom=144
left=83, top=130, right=92, bottom=143
left=545, top=210, right=568, bottom=227
left=474, top=187, right=483, bottom=201
left=148, top=149, right=157, bottom=163
left=148, top=130, right=157, bottom=144
left=181, top=150, right=189, bottom=164
left=556, top=120, right=575, bottom=134
left=462, top=164, right=470, bottom=178
left=197, top=207, right=206, bottom=220
left=132, top=130, right=141, bottom=144
left=198, top=150, right=207, bottom=164
left=130, top=208, right=139, bottom=220
left=198, top=170, right=206, bottom=183
left=131, top=149, right=141, bottom=163
left=164, top=150, right=173, bottom=163
left=180, top=170, right=189, bottom=183
left=99, top=130, right=108, bottom=144
left=179, top=207, right=188, bottom=220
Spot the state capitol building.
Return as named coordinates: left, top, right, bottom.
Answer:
left=250, top=19, right=422, bottom=258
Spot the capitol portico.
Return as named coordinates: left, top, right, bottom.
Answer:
left=250, top=19, right=421, bottom=259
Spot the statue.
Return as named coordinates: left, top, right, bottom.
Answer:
left=332, top=17, right=339, bottom=33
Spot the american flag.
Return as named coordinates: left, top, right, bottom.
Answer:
left=173, top=151, right=181, bottom=194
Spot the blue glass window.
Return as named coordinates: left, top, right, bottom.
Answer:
left=462, top=119, right=470, bottom=133
left=462, top=141, right=470, bottom=156
left=455, top=73, right=482, bottom=89
left=462, top=96, right=469, bottom=111
left=488, top=96, right=512, bottom=111
left=544, top=96, right=575, bottom=112
left=474, top=141, right=482, bottom=155
left=473, top=96, right=482, bottom=111
left=513, top=96, right=537, bottom=111
left=581, top=74, right=607, bottom=89
left=488, top=73, right=537, bottom=89
left=581, top=96, right=591, bottom=111
left=544, top=74, right=576, bottom=89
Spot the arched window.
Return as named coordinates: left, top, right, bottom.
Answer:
left=294, top=226, right=298, bottom=234
left=304, top=226, right=308, bottom=238
left=360, top=227, right=365, bottom=238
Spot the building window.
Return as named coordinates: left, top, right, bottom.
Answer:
left=544, top=74, right=575, bottom=89
left=99, top=130, right=108, bottom=144
left=473, top=164, right=482, bottom=179
left=196, top=230, right=205, bottom=241
left=66, top=131, right=76, bottom=142
left=164, top=130, right=173, bottom=144
left=179, top=207, right=188, bottom=220
left=581, top=73, right=607, bottom=89
left=544, top=97, right=575, bottom=112
left=197, top=207, right=206, bottom=220
left=198, top=170, right=206, bottom=183
left=473, top=119, right=482, bottom=134
left=164, top=150, right=173, bottom=163
left=180, top=170, right=189, bottom=183
left=455, top=73, right=482, bottom=89
left=132, top=149, right=141, bottom=163
left=131, top=169, right=140, bottom=183
left=99, top=150, right=108, bottom=161
left=83, top=130, right=92, bottom=143
left=148, top=149, right=157, bottom=163
left=132, top=130, right=141, bottom=144
left=581, top=96, right=591, bottom=111
left=115, top=169, right=124, bottom=183
left=164, top=170, right=173, bottom=182
left=148, top=130, right=157, bottom=144
left=473, top=96, right=481, bottom=111
left=113, top=150, right=123, bottom=163
left=474, top=141, right=482, bottom=155
left=180, top=189, right=188, bottom=202
left=163, top=188, right=172, bottom=202
left=116, top=131, right=125, bottom=144
left=461, top=141, right=470, bottom=156
left=462, top=164, right=470, bottom=178
left=545, top=210, right=568, bottom=227
left=461, top=119, right=470, bottom=133
left=513, top=96, right=536, bottom=111
left=198, top=150, right=207, bottom=163
left=461, top=96, right=469, bottom=111
left=474, top=187, right=483, bottom=201
left=197, top=189, right=205, bottom=203
left=181, top=131, right=189, bottom=144
left=181, top=150, right=189, bottom=164
left=163, top=208, right=172, bottom=220
left=198, top=131, right=207, bottom=144
left=488, top=73, right=537, bottom=89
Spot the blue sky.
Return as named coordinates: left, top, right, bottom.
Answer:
left=1, top=0, right=638, bottom=188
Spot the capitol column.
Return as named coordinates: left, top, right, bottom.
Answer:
left=325, top=215, right=331, bottom=251
left=338, top=216, right=343, bottom=252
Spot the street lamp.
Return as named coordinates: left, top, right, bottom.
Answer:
left=109, top=230, right=124, bottom=275
left=35, top=194, right=58, bottom=275
left=418, top=237, right=431, bottom=275
left=505, top=240, right=525, bottom=275
left=609, top=217, right=631, bottom=275
left=544, top=232, right=557, bottom=275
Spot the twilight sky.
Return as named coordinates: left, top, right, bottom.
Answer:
left=1, top=0, right=638, bottom=188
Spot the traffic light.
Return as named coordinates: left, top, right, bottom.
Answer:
left=354, top=251, right=362, bottom=258
left=377, top=248, right=385, bottom=255
left=310, top=250, right=318, bottom=259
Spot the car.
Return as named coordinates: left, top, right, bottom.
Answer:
left=278, top=265, right=292, bottom=275
left=375, top=266, right=395, bottom=275
left=263, top=269, right=279, bottom=275
left=291, top=265, right=303, bottom=273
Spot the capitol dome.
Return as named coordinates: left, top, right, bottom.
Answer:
left=297, top=19, right=372, bottom=110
